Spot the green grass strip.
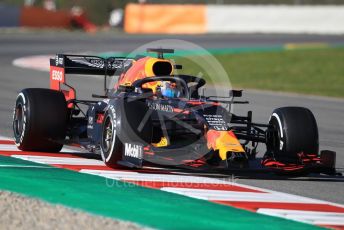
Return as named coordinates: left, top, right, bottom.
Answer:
left=99, top=44, right=344, bottom=98
left=99, top=43, right=344, bottom=59
left=176, top=47, right=344, bottom=98
left=99, top=45, right=286, bottom=59
left=0, top=155, right=321, bottom=229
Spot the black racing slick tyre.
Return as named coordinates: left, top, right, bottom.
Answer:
left=268, top=107, right=319, bottom=160
left=13, top=88, right=67, bottom=152
left=100, top=104, right=123, bottom=167
left=100, top=99, right=152, bottom=167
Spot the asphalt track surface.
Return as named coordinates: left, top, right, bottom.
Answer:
left=0, top=32, right=343, bottom=205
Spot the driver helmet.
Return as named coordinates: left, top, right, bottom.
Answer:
left=161, top=81, right=181, bottom=98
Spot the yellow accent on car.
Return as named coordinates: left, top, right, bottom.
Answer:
left=152, top=136, right=169, bottom=147
left=206, top=130, right=245, bottom=160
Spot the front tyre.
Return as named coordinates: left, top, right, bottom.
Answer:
left=267, top=106, right=319, bottom=160
left=13, top=88, right=67, bottom=152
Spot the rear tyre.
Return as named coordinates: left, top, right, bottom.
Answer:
left=100, top=104, right=123, bottom=167
left=267, top=107, right=319, bottom=160
left=13, top=88, right=67, bottom=152
left=100, top=99, right=152, bottom=167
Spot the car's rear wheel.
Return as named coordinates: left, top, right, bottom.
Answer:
left=267, top=106, right=319, bottom=161
left=100, top=104, right=123, bottom=167
left=13, top=88, right=67, bottom=152
left=100, top=99, right=153, bottom=167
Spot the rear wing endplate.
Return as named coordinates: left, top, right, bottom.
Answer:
left=49, top=54, right=133, bottom=106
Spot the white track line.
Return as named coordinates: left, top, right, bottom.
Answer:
left=257, top=209, right=344, bottom=226
left=0, top=144, right=20, bottom=151
left=0, top=143, right=81, bottom=153
left=12, top=155, right=105, bottom=166
left=160, top=187, right=326, bottom=204
left=0, top=165, right=52, bottom=168
left=0, top=136, right=11, bottom=140
left=81, top=169, right=234, bottom=184
left=61, top=147, right=83, bottom=153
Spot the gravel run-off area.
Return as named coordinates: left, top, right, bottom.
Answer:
left=0, top=191, right=148, bottom=230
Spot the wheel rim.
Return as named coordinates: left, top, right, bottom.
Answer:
left=102, top=115, right=115, bottom=153
left=13, top=103, right=24, bottom=138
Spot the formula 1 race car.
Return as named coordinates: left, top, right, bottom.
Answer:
left=12, top=48, right=337, bottom=175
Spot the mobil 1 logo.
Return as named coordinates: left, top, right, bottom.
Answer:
left=123, top=143, right=144, bottom=167
left=124, top=143, right=143, bottom=158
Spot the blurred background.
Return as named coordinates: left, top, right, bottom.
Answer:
left=1, top=0, right=343, bottom=97
left=1, top=0, right=344, bottom=33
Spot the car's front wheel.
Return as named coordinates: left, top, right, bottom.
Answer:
left=267, top=106, right=319, bottom=161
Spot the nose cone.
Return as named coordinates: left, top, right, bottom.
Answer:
left=206, top=130, right=245, bottom=160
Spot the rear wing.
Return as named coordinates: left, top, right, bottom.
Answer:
left=49, top=54, right=133, bottom=105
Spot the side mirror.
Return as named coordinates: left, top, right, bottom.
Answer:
left=231, top=90, right=243, bottom=98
